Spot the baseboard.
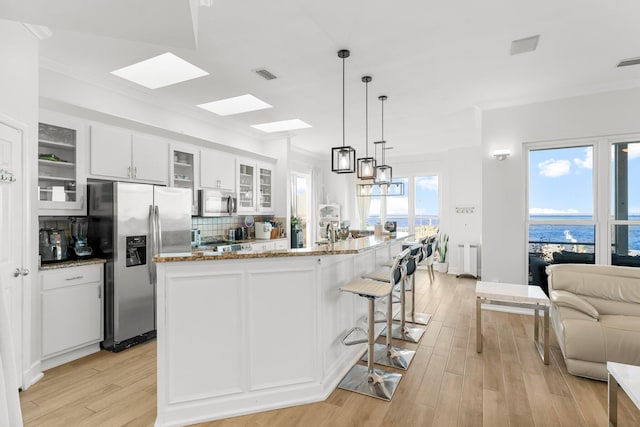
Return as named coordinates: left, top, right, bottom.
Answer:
left=41, top=343, right=101, bottom=371
left=22, top=361, right=43, bottom=391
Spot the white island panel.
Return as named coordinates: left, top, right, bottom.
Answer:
left=247, top=266, right=319, bottom=390
left=165, top=271, right=244, bottom=404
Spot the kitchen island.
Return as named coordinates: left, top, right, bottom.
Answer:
left=153, top=233, right=411, bottom=427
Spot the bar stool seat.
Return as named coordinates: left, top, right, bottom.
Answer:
left=338, top=278, right=402, bottom=401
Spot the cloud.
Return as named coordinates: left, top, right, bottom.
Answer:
left=538, top=158, right=571, bottom=177
left=416, top=176, right=438, bottom=191
left=529, top=208, right=580, bottom=215
left=573, top=148, right=593, bottom=169
left=626, top=143, right=640, bottom=160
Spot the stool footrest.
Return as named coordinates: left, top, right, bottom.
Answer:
left=373, top=310, right=387, bottom=324
left=341, top=326, right=369, bottom=346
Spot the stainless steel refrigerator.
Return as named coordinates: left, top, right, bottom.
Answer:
left=87, top=180, right=192, bottom=352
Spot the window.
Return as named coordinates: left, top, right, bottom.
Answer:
left=386, top=178, right=409, bottom=232
left=611, top=141, right=640, bottom=267
left=414, top=176, right=439, bottom=238
left=527, top=145, right=596, bottom=291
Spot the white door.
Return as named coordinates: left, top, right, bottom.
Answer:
left=0, top=120, right=25, bottom=425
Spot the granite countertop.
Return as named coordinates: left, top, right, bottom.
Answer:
left=39, top=258, right=107, bottom=270
left=154, top=233, right=412, bottom=262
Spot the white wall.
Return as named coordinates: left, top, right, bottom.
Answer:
left=0, top=19, right=40, bottom=387
left=482, top=87, right=640, bottom=284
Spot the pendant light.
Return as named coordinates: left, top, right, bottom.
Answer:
left=374, top=95, right=392, bottom=185
left=331, top=49, right=356, bottom=174
left=357, top=75, right=376, bottom=179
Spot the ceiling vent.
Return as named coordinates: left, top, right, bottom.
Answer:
left=617, top=57, right=640, bottom=68
left=254, top=68, right=278, bottom=80
left=510, top=35, right=540, bottom=56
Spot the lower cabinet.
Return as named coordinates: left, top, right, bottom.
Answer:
left=40, top=263, right=104, bottom=370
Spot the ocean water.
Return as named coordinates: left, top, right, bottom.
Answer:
left=529, top=215, right=640, bottom=252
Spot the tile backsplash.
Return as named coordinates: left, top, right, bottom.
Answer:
left=192, top=216, right=285, bottom=240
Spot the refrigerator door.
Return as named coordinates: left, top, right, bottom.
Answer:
left=113, top=182, right=156, bottom=344
left=154, top=186, right=192, bottom=254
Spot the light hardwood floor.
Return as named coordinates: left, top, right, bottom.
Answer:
left=20, top=270, right=640, bottom=426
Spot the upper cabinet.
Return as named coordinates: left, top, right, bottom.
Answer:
left=237, top=159, right=275, bottom=214
left=257, top=162, right=274, bottom=212
left=237, top=159, right=256, bottom=213
left=170, top=144, right=199, bottom=215
left=200, top=148, right=235, bottom=191
left=88, top=124, right=168, bottom=184
left=38, top=110, right=86, bottom=215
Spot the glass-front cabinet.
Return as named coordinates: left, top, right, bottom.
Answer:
left=237, top=160, right=255, bottom=213
left=38, top=111, right=86, bottom=215
left=170, top=144, right=199, bottom=215
left=258, top=163, right=273, bottom=212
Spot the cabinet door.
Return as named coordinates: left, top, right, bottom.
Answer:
left=42, top=282, right=103, bottom=357
left=170, top=144, right=199, bottom=215
left=257, top=163, right=274, bottom=213
left=200, top=148, right=236, bottom=191
left=89, top=125, right=132, bottom=179
left=38, top=110, right=87, bottom=215
left=132, top=134, right=168, bottom=184
left=237, top=159, right=256, bottom=213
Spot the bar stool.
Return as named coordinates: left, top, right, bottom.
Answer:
left=364, top=247, right=426, bottom=343
left=338, top=278, right=402, bottom=400
left=418, top=235, right=437, bottom=282
left=360, top=249, right=415, bottom=370
left=398, top=243, right=432, bottom=326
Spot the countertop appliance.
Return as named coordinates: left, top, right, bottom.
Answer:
left=87, top=180, right=191, bottom=352
left=197, top=240, right=251, bottom=253
left=384, top=221, right=397, bottom=233
left=198, top=189, right=237, bottom=217
left=39, top=228, right=69, bottom=262
left=191, top=228, right=201, bottom=248
left=70, top=217, right=93, bottom=258
left=255, top=222, right=272, bottom=239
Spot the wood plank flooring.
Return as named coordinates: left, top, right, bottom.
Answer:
left=20, top=270, right=640, bottom=426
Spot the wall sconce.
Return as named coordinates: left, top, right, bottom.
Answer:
left=492, top=149, right=511, bottom=161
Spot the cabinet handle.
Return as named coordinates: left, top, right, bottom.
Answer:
left=98, top=286, right=101, bottom=299
left=134, top=166, right=137, bottom=178
left=127, top=166, right=131, bottom=178
left=13, top=268, right=29, bottom=277
left=65, top=276, right=84, bottom=281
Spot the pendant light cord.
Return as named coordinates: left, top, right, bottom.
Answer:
left=342, top=55, right=345, bottom=148
left=365, top=79, right=369, bottom=157
left=381, top=97, right=385, bottom=164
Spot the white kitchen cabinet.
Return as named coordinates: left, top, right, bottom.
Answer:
left=237, top=159, right=256, bottom=213
left=38, top=110, right=87, bottom=215
left=89, top=124, right=168, bottom=184
left=200, top=148, right=235, bottom=191
left=257, top=162, right=274, bottom=213
left=237, top=159, right=276, bottom=214
left=40, top=264, right=104, bottom=369
left=170, top=144, right=199, bottom=215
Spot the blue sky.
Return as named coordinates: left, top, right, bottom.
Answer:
left=529, top=144, right=640, bottom=216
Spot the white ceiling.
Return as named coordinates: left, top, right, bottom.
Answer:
left=4, top=0, right=640, bottom=158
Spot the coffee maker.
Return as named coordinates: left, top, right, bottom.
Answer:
left=39, top=228, right=69, bottom=262
left=70, top=217, right=93, bottom=258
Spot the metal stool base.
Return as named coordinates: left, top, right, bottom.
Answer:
left=395, top=311, right=432, bottom=326
left=338, top=363, right=402, bottom=401
left=380, top=323, right=425, bottom=343
left=361, top=343, right=415, bottom=370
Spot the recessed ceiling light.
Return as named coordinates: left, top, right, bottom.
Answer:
left=251, top=119, right=311, bottom=133
left=197, top=94, right=272, bottom=116
left=510, top=35, right=540, bottom=56
left=110, top=52, right=209, bottom=89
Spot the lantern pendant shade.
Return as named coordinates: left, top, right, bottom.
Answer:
left=332, top=146, right=356, bottom=173
left=357, top=157, right=376, bottom=179
left=374, top=163, right=392, bottom=185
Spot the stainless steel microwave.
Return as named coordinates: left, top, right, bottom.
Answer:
left=198, top=189, right=237, bottom=217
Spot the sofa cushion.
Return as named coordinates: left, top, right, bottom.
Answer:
left=551, top=290, right=599, bottom=319
left=552, top=251, right=595, bottom=264
left=601, top=315, right=640, bottom=366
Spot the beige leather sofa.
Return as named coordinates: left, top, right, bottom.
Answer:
left=547, top=264, right=640, bottom=380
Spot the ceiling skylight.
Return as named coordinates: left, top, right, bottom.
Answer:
left=110, top=52, right=209, bottom=89
left=251, top=119, right=311, bottom=133
left=197, top=94, right=272, bottom=116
